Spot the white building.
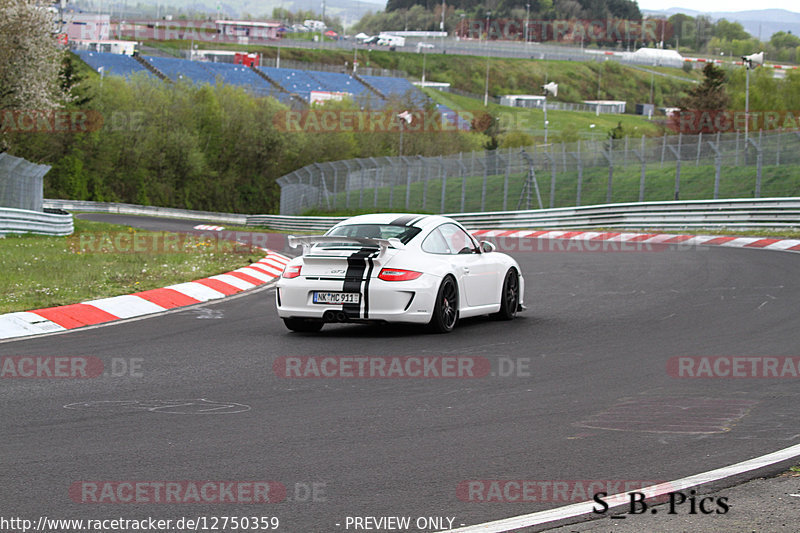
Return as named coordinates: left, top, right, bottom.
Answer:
left=500, top=95, right=546, bottom=109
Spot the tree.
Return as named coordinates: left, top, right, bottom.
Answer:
left=714, top=19, right=749, bottom=41
left=680, top=63, right=728, bottom=111
left=0, top=0, right=66, bottom=109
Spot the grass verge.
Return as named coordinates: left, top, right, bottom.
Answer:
left=0, top=218, right=266, bottom=314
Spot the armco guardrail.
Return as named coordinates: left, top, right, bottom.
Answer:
left=43, top=199, right=247, bottom=225
left=245, top=214, right=347, bottom=232
left=0, top=207, right=74, bottom=236
left=44, top=198, right=800, bottom=234
left=448, top=198, right=800, bottom=230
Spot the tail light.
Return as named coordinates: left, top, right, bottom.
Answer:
left=282, top=264, right=302, bottom=279
left=378, top=268, right=422, bottom=281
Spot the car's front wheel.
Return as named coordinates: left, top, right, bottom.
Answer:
left=429, top=276, right=459, bottom=333
left=495, top=268, right=519, bottom=320
left=283, top=318, right=324, bottom=333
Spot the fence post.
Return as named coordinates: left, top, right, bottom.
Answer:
left=696, top=132, right=702, bottom=166
left=460, top=164, right=467, bottom=213
left=481, top=151, right=489, bottom=211
left=602, top=147, right=613, bottom=203
left=502, top=153, right=510, bottom=212
left=369, top=157, right=379, bottom=209
left=343, top=160, right=353, bottom=209
left=637, top=135, right=646, bottom=202
left=709, top=132, right=722, bottom=200
left=747, top=132, right=763, bottom=198
left=660, top=133, right=667, bottom=168
left=666, top=135, right=682, bottom=201
left=332, top=165, right=339, bottom=210
left=356, top=159, right=366, bottom=209
left=439, top=156, right=447, bottom=213
left=624, top=136, right=629, bottom=167
left=776, top=130, right=781, bottom=166
left=570, top=143, right=583, bottom=207
left=735, top=130, right=740, bottom=166
left=422, top=159, right=430, bottom=212
left=404, top=157, right=412, bottom=210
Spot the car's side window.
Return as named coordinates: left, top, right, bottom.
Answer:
left=421, top=227, right=451, bottom=254
left=423, top=224, right=477, bottom=255
left=438, top=223, right=478, bottom=255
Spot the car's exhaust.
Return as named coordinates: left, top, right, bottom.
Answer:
left=323, top=310, right=350, bottom=323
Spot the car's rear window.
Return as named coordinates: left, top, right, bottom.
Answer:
left=325, top=224, right=422, bottom=245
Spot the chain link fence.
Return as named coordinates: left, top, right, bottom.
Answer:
left=277, top=130, right=800, bottom=215
left=0, top=153, right=50, bottom=212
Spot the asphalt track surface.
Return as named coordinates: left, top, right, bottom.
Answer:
left=2, top=213, right=799, bottom=532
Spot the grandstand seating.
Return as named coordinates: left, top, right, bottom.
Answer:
left=145, top=57, right=217, bottom=84
left=74, top=53, right=434, bottom=109
left=74, top=51, right=151, bottom=78
left=359, top=75, right=428, bottom=106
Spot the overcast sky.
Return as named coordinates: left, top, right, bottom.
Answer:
left=637, top=0, right=798, bottom=13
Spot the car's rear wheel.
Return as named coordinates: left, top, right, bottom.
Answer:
left=429, top=276, right=459, bottom=333
left=283, top=318, right=324, bottom=333
left=495, top=268, right=519, bottom=320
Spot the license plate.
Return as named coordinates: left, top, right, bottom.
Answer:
left=313, top=292, right=360, bottom=304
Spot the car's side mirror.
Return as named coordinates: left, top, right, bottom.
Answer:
left=481, top=241, right=496, bottom=253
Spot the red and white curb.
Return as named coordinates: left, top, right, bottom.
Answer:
left=0, top=251, right=290, bottom=341
left=471, top=229, right=800, bottom=252
left=193, top=224, right=225, bottom=231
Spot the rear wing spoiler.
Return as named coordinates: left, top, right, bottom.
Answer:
left=288, top=235, right=406, bottom=257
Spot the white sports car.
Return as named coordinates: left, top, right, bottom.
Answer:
left=275, top=214, right=525, bottom=333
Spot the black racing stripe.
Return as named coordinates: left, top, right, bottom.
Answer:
left=390, top=214, right=418, bottom=226
left=342, top=247, right=373, bottom=318
left=363, top=253, right=377, bottom=319
left=406, top=215, right=429, bottom=226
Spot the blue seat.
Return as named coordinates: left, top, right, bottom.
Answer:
left=74, top=51, right=151, bottom=78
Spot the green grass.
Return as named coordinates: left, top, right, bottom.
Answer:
left=0, top=219, right=265, bottom=314
left=423, top=89, right=662, bottom=140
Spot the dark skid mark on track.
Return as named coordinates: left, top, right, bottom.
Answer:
left=575, top=396, right=760, bottom=434
left=63, top=399, right=251, bottom=414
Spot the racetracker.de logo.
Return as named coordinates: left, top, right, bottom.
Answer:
left=1, top=110, right=103, bottom=133
left=477, top=233, right=702, bottom=253
left=457, top=480, right=666, bottom=502
left=273, top=110, right=483, bottom=134
left=459, top=19, right=671, bottom=43
left=667, top=110, right=800, bottom=134
left=0, top=356, right=103, bottom=378
left=273, top=356, right=491, bottom=378
left=667, top=356, right=800, bottom=378
left=68, top=231, right=271, bottom=255
left=69, top=481, right=286, bottom=503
